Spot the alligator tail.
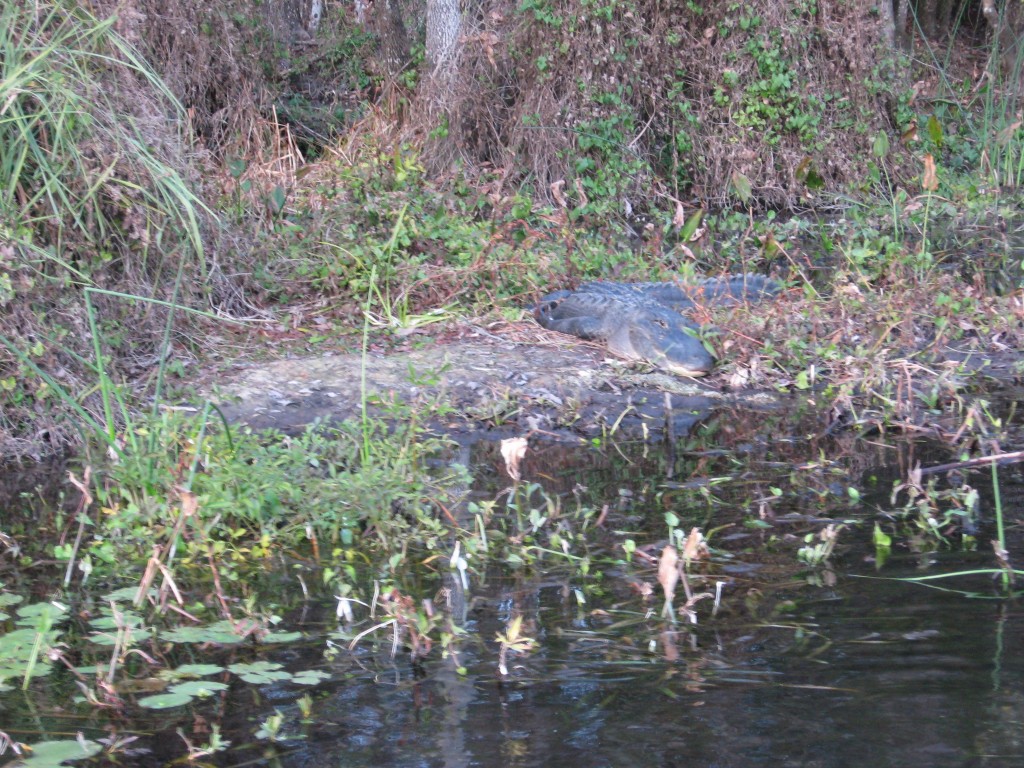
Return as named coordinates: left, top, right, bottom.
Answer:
left=696, top=274, right=781, bottom=302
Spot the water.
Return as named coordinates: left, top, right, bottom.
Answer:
left=2, top=400, right=1024, bottom=768
left=155, top=560, right=1024, bottom=768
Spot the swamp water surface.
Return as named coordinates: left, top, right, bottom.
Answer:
left=3, top=398, right=1024, bottom=768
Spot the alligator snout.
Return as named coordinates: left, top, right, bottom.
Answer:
left=647, top=340, right=716, bottom=377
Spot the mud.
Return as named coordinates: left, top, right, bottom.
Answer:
left=203, top=306, right=1024, bottom=443
left=204, top=326, right=778, bottom=439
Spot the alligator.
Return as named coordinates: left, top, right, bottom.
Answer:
left=534, top=276, right=779, bottom=377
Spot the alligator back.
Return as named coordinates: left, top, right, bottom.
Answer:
left=630, top=275, right=781, bottom=312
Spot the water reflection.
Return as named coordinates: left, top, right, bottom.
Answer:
left=235, top=565, right=1019, bottom=768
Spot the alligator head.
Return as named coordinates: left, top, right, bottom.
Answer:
left=535, top=277, right=778, bottom=377
left=605, top=304, right=715, bottom=377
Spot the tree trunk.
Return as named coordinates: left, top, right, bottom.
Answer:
left=306, top=0, right=323, bottom=34
left=895, top=0, right=911, bottom=49
left=378, top=0, right=410, bottom=77
left=985, top=0, right=1024, bottom=84
left=426, top=0, right=462, bottom=78
left=920, top=0, right=938, bottom=39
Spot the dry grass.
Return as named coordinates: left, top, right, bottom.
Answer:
left=409, top=0, right=917, bottom=209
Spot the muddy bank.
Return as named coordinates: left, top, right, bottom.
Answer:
left=201, top=310, right=1024, bottom=442
left=203, top=325, right=780, bottom=439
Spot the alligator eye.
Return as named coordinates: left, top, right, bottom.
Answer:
left=656, top=318, right=668, bottom=329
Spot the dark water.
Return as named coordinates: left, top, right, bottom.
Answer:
left=242, top=579, right=1022, bottom=768
left=3, top=398, right=1024, bottom=768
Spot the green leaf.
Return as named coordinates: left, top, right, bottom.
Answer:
left=926, top=115, right=943, bottom=147
left=269, top=185, right=287, bottom=213
left=89, top=612, right=145, bottom=630
left=137, top=692, right=194, bottom=709
left=102, top=586, right=154, bottom=602
left=804, top=167, right=825, bottom=190
left=262, top=631, right=303, bottom=644
left=169, top=680, right=230, bottom=697
left=0, top=628, right=59, bottom=680
left=730, top=170, right=753, bottom=203
left=872, top=131, right=890, bottom=158
left=15, top=740, right=102, bottom=767
left=291, top=669, right=331, bottom=686
left=15, top=601, right=68, bottom=628
left=162, top=621, right=246, bottom=645
left=678, top=209, right=704, bottom=242
left=228, top=661, right=292, bottom=685
left=164, top=663, right=225, bottom=678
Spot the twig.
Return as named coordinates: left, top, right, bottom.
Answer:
left=919, top=450, right=1024, bottom=476
left=63, top=468, right=93, bottom=587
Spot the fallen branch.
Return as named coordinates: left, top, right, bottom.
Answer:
left=919, top=450, right=1024, bottom=476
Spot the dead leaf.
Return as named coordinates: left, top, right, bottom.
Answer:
left=682, top=528, right=709, bottom=565
left=922, top=153, right=938, bottom=192
left=662, top=629, right=679, bottom=662
left=996, top=119, right=1022, bottom=147
left=67, top=467, right=93, bottom=507
left=658, top=545, right=679, bottom=611
left=838, top=282, right=863, bottom=297
left=630, top=579, right=654, bottom=599
left=901, top=121, right=919, bottom=143
left=729, top=366, right=751, bottom=389
left=679, top=591, right=714, bottom=625
left=500, top=436, right=528, bottom=481
left=179, top=490, right=199, bottom=519
left=550, top=180, right=568, bottom=209
left=672, top=200, right=686, bottom=229
left=573, top=178, right=588, bottom=208
left=992, top=539, right=1012, bottom=572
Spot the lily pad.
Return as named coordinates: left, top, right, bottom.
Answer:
left=13, top=739, right=101, bottom=767
left=168, top=680, right=230, bottom=697
left=262, top=631, right=303, bottom=644
left=89, top=616, right=150, bottom=646
left=0, top=628, right=60, bottom=681
left=159, top=663, right=225, bottom=680
left=136, top=691, right=194, bottom=709
left=291, top=669, right=331, bottom=686
left=115, top=677, right=168, bottom=695
left=228, top=661, right=292, bottom=684
left=162, top=621, right=245, bottom=645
